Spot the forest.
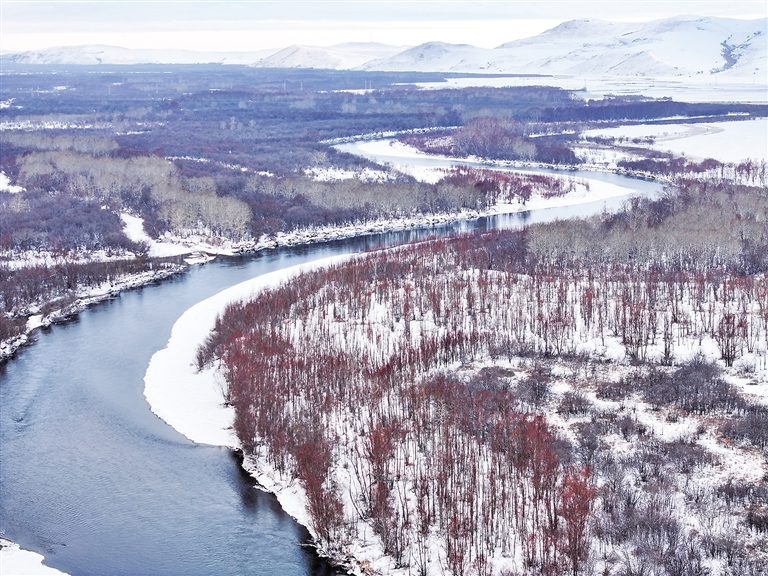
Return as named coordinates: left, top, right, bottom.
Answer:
left=2, top=65, right=766, bottom=257
left=198, top=176, right=768, bottom=576
left=4, top=64, right=762, bottom=355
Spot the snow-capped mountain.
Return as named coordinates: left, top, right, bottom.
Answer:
left=251, top=42, right=409, bottom=70
left=368, top=17, right=765, bottom=77
left=1, top=45, right=278, bottom=66
left=2, top=16, right=765, bottom=79
left=359, top=16, right=766, bottom=78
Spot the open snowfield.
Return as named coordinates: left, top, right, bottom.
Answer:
left=0, top=540, right=69, bottom=576
left=120, top=213, right=227, bottom=258
left=582, top=118, right=768, bottom=163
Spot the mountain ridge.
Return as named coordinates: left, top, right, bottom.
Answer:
left=3, top=16, right=765, bottom=79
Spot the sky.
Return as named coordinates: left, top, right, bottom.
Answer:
left=2, top=0, right=767, bottom=54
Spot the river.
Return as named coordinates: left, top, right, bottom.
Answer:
left=0, top=158, right=661, bottom=575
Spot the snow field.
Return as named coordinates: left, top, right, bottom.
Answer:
left=412, top=76, right=768, bottom=104
left=582, top=119, right=768, bottom=164
left=336, top=138, right=650, bottom=207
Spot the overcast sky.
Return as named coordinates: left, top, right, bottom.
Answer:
left=2, top=0, right=766, bottom=54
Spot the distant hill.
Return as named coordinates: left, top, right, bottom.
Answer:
left=1, top=44, right=277, bottom=66
left=251, top=42, right=409, bottom=70
left=360, top=16, right=766, bottom=78
left=3, top=16, right=765, bottom=79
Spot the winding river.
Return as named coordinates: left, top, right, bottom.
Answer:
left=0, top=151, right=661, bottom=576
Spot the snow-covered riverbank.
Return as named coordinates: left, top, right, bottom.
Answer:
left=0, top=539, right=69, bottom=576
left=140, top=169, right=664, bottom=572
left=143, top=254, right=355, bottom=565
left=143, top=254, right=354, bottom=447
left=143, top=221, right=768, bottom=575
left=0, top=265, right=183, bottom=362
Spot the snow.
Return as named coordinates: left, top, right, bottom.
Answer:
left=1, top=44, right=278, bottom=66
left=4, top=16, right=763, bottom=89
left=411, top=75, right=768, bottom=104
left=303, top=166, right=397, bottom=183
left=141, top=203, right=768, bottom=573
left=360, top=16, right=766, bottom=81
left=143, top=254, right=353, bottom=446
left=0, top=172, right=25, bottom=194
left=0, top=539, right=69, bottom=576
left=337, top=139, right=645, bottom=209
left=120, top=213, right=193, bottom=257
left=119, top=213, right=245, bottom=259
left=582, top=118, right=768, bottom=163
left=0, top=119, right=112, bottom=131
left=119, top=213, right=153, bottom=245
left=252, top=42, right=408, bottom=70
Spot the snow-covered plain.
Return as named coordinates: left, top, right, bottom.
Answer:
left=120, top=213, right=256, bottom=259
left=582, top=118, right=768, bottom=163
left=303, top=165, right=398, bottom=183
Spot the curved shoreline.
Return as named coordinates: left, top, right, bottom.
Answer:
left=143, top=253, right=354, bottom=447
left=0, top=538, right=70, bottom=576
left=142, top=253, right=356, bottom=567
left=1, top=164, right=654, bottom=574
left=141, top=166, right=647, bottom=446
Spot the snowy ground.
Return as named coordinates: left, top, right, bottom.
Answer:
left=0, top=539, right=69, bottom=576
left=144, top=240, right=768, bottom=575
left=120, top=213, right=250, bottom=259
left=0, top=172, right=24, bottom=194
left=582, top=118, right=768, bottom=164
left=303, top=165, right=398, bottom=183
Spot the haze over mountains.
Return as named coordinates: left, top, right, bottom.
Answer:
left=4, top=16, right=765, bottom=79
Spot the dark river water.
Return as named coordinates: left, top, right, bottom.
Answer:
left=0, top=174, right=661, bottom=576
